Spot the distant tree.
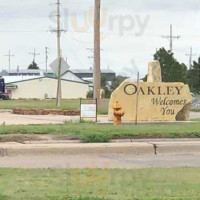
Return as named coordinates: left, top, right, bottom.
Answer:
left=101, top=75, right=111, bottom=98
left=101, top=75, right=108, bottom=88
left=87, top=90, right=93, bottom=99
left=142, top=75, right=147, bottom=82
left=111, top=75, right=127, bottom=91
left=87, top=75, right=127, bottom=99
left=28, top=61, right=39, bottom=70
left=188, top=57, right=200, bottom=93
left=180, top=63, right=188, bottom=83
left=154, top=48, right=188, bottom=83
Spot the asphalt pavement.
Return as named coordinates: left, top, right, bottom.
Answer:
left=0, top=111, right=198, bottom=125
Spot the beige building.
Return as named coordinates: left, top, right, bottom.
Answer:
left=6, top=77, right=90, bottom=99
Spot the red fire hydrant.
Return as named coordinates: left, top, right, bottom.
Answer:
left=113, top=101, right=125, bottom=125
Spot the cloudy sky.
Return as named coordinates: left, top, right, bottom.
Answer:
left=0, top=0, right=200, bottom=78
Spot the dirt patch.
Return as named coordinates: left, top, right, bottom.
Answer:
left=0, top=134, right=80, bottom=143
left=0, top=134, right=200, bottom=144
left=50, top=135, right=79, bottom=140
left=13, top=108, right=80, bottom=116
left=0, top=135, right=47, bottom=143
left=112, top=134, right=199, bottom=140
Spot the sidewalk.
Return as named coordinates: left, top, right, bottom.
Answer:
left=1, top=139, right=200, bottom=156
left=0, top=111, right=198, bottom=125
left=1, top=139, right=200, bottom=168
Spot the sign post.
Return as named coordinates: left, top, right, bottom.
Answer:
left=80, top=99, right=97, bottom=123
left=135, top=72, right=140, bottom=125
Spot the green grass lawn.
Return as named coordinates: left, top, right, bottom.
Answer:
left=0, top=168, right=200, bottom=200
left=0, top=99, right=80, bottom=110
left=0, top=121, right=200, bottom=142
left=0, top=99, right=199, bottom=114
left=0, top=99, right=109, bottom=114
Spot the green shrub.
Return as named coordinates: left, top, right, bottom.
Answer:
left=49, top=196, right=106, bottom=200
left=67, top=197, right=106, bottom=200
left=80, top=133, right=111, bottom=143
left=0, top=193, right=7, bottom=200
left=86, top=91, right=93, bottom=99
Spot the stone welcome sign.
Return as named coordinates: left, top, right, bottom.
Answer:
left=109, top=61, right=193, bottom=122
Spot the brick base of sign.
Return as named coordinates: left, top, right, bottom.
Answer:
left=13, top=109, right=80, bottom=116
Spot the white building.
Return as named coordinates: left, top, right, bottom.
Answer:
left=1, top=66, right=92, bottom=99
left=61, top=70, right=86, bottom=83
left=5, top=76, right=90, bottom=99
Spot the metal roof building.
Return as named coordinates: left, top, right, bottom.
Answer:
left=70, top=69, right=116, bottom=83
left=0, top=69, right=55, bottom=77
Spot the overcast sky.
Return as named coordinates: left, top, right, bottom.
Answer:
left=0, top=0, right=200, bottom=78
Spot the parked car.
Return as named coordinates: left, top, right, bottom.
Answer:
left=0, top=77, right=9, bottom=100
left=0, top=92, right=9, bottom=100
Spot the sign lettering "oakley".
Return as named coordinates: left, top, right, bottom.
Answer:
left=124, top=84, right=184, bottom=96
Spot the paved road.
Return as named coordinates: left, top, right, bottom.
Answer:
left=0, top=111, right=198, bottom=125
left=0, top=112, right=80, bottom=125
left=190, top=111, right=200, bottom=119
left=1, top=153, right=200, bottom=169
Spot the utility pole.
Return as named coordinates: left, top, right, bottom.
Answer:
left=135, top=72, right=140, bottom=125
left=51, top=0, right=66, bottom=107
left=94, top=0, right=101, bottom=103
left=4, top=50, right=14, bottom=70
left=56, top=0, right=62, bottom=107
left=45, top=47, right=49, bottom=73
left=185, top=47, right=196, bottom=69
left=162, top=24, right=180, bottom=53
left=17, top=65, right=20, bottom=75
left=29, top=49, right=40, bottom=63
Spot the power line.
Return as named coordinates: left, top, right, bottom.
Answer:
left=0, top=29, right=199, bottom=39
left=162, top=24, right=180, bottom=53
left=4, top=50, right=14, bottom=70
left=185, top=47, right=197, bottom=69
left=0, top=29, right=59, bottom=33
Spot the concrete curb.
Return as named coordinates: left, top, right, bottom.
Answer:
left=0, top=143, right=154, bottom=157
left=23, top=138, right=200, bottom=145
left=155, top=142, right=200, bottom=155
left=1, top=141, right=200, bottom=157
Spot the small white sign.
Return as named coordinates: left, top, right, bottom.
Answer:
left=81, top=104, right=96, bottom=118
